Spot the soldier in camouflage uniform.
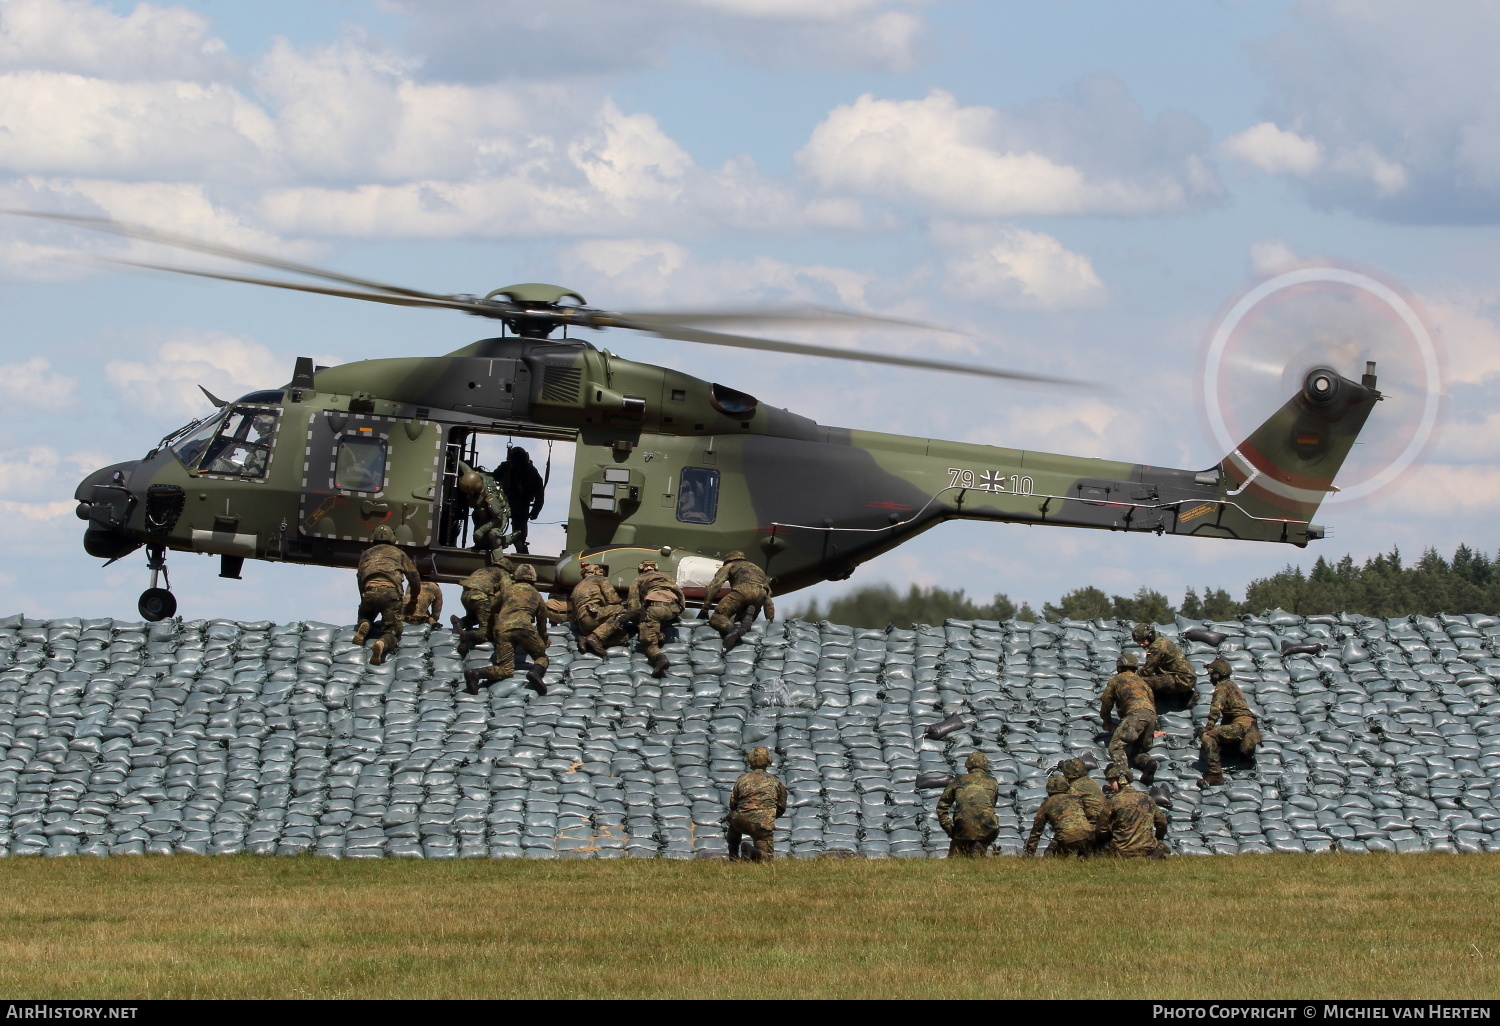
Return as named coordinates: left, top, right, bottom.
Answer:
left=936, top=752, right=1000, bottom=858
left=570, top=563, right=626, bottom=657
left=1025, top=775, right=1095, bottom=857
left=1132, top=623, right=1198, bottom=703
left=1098, top=765, right=1169, bottom=858
left=624, top=559, right=685, bottom=678
left=1101, top=652, right=1159, bottom=785
left=727, top=746, right=787, bottom=861
left=405, top=578, right=444, bottom=626
left=463, top=563, right=549, bottom=696
left=700, top=551, right=775, bottom=652
left=1198, top=657, right=1262, bottom=787
left=352, top=524, right=420, bottom=666
left=458, top=462, right=512, bottom=557
left=1059, top=756, right=1105, bottom=829
left=450, top=554, right=514, bottom=657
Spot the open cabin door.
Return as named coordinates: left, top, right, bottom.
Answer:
left=298, top=410, right=443, bottom=545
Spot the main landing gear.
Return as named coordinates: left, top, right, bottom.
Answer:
left=138, top=544, right=177, bottom=622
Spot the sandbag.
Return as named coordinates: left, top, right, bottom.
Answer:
left=1183, top=628, right=1228, bottom=647
left=923, top=713, right=966, bottom=740
left=914, top=772, right=955, bottom=790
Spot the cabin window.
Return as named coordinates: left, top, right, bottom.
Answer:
left=195, top=406, right=279, bottom=479
left=336, top=435, right=387, bottom=492
left=676, top=467, right=719, bottom=524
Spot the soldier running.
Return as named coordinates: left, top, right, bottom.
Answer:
left=1101, top=652, right=1159, bottom=785
left=726, top=746, right=787, bottom=861
left=570, top=563, right=626, bottom=657
left=458, top=461, right=512, bottom=558
left=935, top=752, right=1000, bottom=858
left=494, top=447, right=545, bottom=555
left=1098, top=765, right=1169, bottom=858
left=700, top=551, right=775, bottom=652
left=1025, top=775, right=1096, bottom=857
left=1198, top=657, right=1262, bottom=788
left=451, top=554, right=514, bottom=657
left=352, top=524, right=420, bottom=666
left=1132, top=623, right=1198, bottom=703
left=624, top=559, right=685, bottom=677
left=405, top=578, right=444, bottom=626
left=463, top=563, right=549, bottom=696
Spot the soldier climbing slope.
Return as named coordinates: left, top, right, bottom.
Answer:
left=727, top=746, right=787, bottom=861
left=463, top=564, right=549, bottom=696
left=570, top=563, right=626, bottom=657
left=1059, top=756, right=1105, bottom=830
left=1101, top=652, right=1160, bottom=785
left=451, top=554, right=514, bottom=657
left=700, top=551, right=775, bottom=652
left=1098, top=765, right=1169, bottom=858
left=1198, top=657, right=1262, bottom=788
left=405, top=577, right=444, bottom=626
left=623, top=559, right=685, bottom=678
left=457, top=461, right=512, bottom=557
left=494, top=447, right=545, bottom=555
left=352, top=524, right=420, bottom=666
left=935, top=752, right=1000, bottom=858
left=1025, top=775, right=1095, bottom=857
left=1132, top=623, right=1198, bottom=704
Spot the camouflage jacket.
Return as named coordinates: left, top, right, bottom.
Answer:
left=410, top=582, right=443, bottom=621
left=936, top=770, right=999, bottom=840
left=1100, top=670, right=1156, bottom=725
left=1144, top=636, right=1196, bottom=687
left=1100, top=784, right=1168, bottom=857
left=459, top=565, right=510, bottom=595
left=705, top=559, right=770, bottom=598
left=494, top=582, right=547, bottom=633
left=1068, top=775, right=1105, bottom=825
left=571, top=576, right=622, bottom=617
left=628, top=570, right=684, bottom=612
left=1206, top=677, right=1255, bottom=728
left=1026, top=793, right=1094, bottom=852
left=730, top=769, right=787, bottom=821
left=357, top=543, right=420, bottom=595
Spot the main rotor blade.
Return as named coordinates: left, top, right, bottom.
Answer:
left=5, top=210, right=455, bottom=302
left=614, top=318, right=1092, bottom=387
left=607, top=307, right=958, bottom=334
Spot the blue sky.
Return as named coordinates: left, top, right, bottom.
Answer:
left=0, top=0, right=1497, bottom=623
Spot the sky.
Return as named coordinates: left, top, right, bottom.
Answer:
left=1, top=0, right=1498, bottom=624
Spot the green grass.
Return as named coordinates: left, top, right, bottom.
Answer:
left=0, top=853, right=1494, bottom=999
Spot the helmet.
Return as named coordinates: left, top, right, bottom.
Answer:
left=964, top=752, right=989, bottom=771
left=1046, top=775, right=1070, bottom=795
left=370, top=525, right=396, bottom=543
left=488, top=552, right=516, bottom=572
left=1105, top=764, right=1129, bottom=783
left=582, top=563, right=604, bottom=576
left=723, top=550, right=746, bottom=562
left=1131, top=624, right=1155, bottom=643
left=1060, top=757, right=1086, bottom=780
left=1116, top=652, right=1138, bottom=671
left=1207, top=657, right=1232, bottom=679
left=747, top=746, right=771, bottom=769
left=637, top=560, right=659, bottom=572
left=514, top=564, right=536, bottom=582
left=458, top=471, right=483, bottom=495
left=506, top=447, right=530, bottom=463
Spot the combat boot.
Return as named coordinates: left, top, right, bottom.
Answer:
left=369, top=638, right=388, bottom=665
left=525, top=665, right=547, bottom=695
left=722, top=624, right=745, bottom=652
left=457, top=629, right=483, bottom=657
left=1139, top=758, right=1158, bottom=786
left=1198, top=771, right=1225, bottom=788
left=352, top=624, right=369, bottom=646
left=463, top=668, right=486, bottom=696
left=449, top=615, right=462, bottom=633
left=650, top=652, right=670, bottom=678
left=582, top=635, right=608, bottom=658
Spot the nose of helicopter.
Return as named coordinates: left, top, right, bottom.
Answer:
left=75, top=460, right=142, bottom=559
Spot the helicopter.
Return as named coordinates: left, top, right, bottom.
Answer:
left=33, top=212, right=1382, bottom=622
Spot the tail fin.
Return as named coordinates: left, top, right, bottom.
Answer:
left=1220, top=364, right=1382, bottom=524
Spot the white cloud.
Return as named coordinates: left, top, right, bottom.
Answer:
left=0, top=0, right=232, bottom=80
left=0, top=357, right=76, bottom=408
left=105, top=331, right=285, bottom=419
left=1219, top=122, right=1323, bottom=176
left=931, top=222, right=1105, bottom=310
left=797, top=83, right=1221, bottom=218
left=1248, top=239, right=1298, bottom=276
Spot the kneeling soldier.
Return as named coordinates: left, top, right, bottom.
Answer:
left=701, top=551, right=775, bottom=652
left=625, top=559, right=685, bottom=677
left=451, top=554, right=513, bottom=656
left=936, top=752, right=1000, bottom=857
left=1098, top=765, right=1169, bottom=858
left=1101, top=652, right=1159, bottom=785
left=1059, top=756, right=1105, bottom=830
left=352, top=524, right=420, bottom=666
left=406, top=577, right=444, bottom=626
left=464, top=564, right=549, bottom=696
left=1132, top=623, right=1198, bottom=703
left=1025, top=775, right=1095, bottom=857
left=727, top=746, right=787, bottom=861
left=1198, top=657, right=1262, bottom=787
left=570, top=562, right=626, bottom=657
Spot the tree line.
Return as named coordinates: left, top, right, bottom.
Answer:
left=789, top=543, right=1500, bottom=629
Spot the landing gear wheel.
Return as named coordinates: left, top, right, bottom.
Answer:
left=138, top=588, right=177, bottom=622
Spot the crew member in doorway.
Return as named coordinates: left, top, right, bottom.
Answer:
left=496, top=447, right=545, bottom=555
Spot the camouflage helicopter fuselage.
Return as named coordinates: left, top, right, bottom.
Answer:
left=75, top=335, right=1381, bottom=607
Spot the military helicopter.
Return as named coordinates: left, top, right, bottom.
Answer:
left=33, top=213, right=1382, bottom=622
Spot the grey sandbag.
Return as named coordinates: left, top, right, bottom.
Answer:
left=924, top=713, right=966, bottom=740
left=1183, top=628, right=1228, bottom=646
left=1149, top=783, right=1173, bottom=808
left=1281, top=640, right=1327, bottom=656
left=915, top=771, right=955, bottom=790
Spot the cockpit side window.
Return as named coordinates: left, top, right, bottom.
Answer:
left=193, top=406, right=280, bottom=479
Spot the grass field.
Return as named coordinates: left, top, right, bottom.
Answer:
left=0, top=853, right=1494, bottom=999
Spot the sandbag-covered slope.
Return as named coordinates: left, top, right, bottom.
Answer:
left=0, top=611, right=1496, bottom=858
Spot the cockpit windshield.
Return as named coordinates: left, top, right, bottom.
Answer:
left=170, top=411, right=225, bottom=468
left=170, top=405, right=281, bottom=478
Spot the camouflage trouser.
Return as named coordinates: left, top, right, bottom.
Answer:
left=355, top=585, right=404, bottom=649
left=637, top=601, right=681, bottom=659
left=1143, top=672, right=1196, bottom=698
left=708, top=584, right=769, bottom=634
left=726, top=811, right=775, bottom=860
left=459, top=588, right=497, bottom=641
left=1045, top=834, right=1093, bottom=858
left=947, top=830, right=998, bottom=858
left=483, top=625, right=549, bottom=681
left=1202, top=717, right=1260, bottom=773
left=1104, top=841, right=1169, bottom=859
left=473, top=517, right=510, bottom=555
left=574, top=604, right=625, bottom=647
left=1109, top=709, right=1158, bottom=782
